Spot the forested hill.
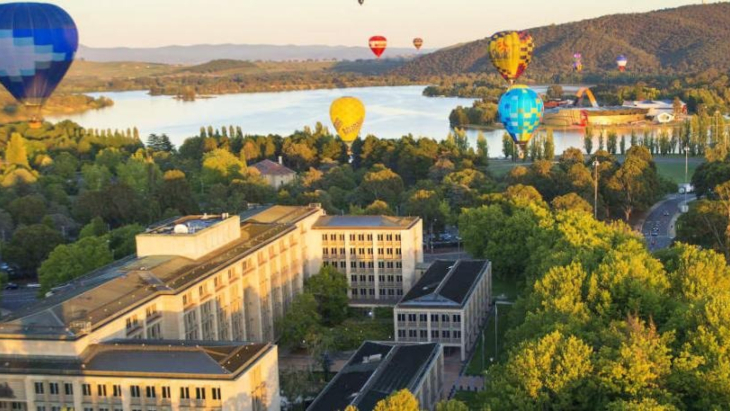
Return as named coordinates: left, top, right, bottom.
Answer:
left=394, top=3, right=730, bottom=77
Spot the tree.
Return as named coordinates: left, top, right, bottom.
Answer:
left=607, top=146, right=662, bottom=221
left=502, top=132, right=515, bottom=160
left=373, top=390, right=419, bottom=411
left=363, top=200, right=393, bottom=216
left=5, top=133, right=29, bottom=170
left=359, top=165, right=404, bottom=205
left=584, top=132, right=594, bottom=155
left=79, top=217, right=108, bottom=238
left=277, top=292, right=321, bottom=349
left=7, top=194, right=46, bottom=225
left=38, top=236, right=113, bottom=292
left=201, top=148, right=246, bottom=185
left=551, top=193, right=592, bottom=214
left=544, top=128, right=555, bottom=161
left=108, top=224, right=144, bottom=258
left=620, top=135, right=627, bottom=155
left=436, top=399, right=469, bottom=411
left=305, top=265, right=348, bottom=326
left=4, top=224, right=64, bottom=274
left=158, top=170, right=199, bottom=215
left=477, top=132, right=489, bottom=166
left=675, top=200, right=727, bottom=257
left=547, top=84, right=564, bottom=100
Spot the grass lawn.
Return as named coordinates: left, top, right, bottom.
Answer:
left=652, top=156, right=703, bottom=184
left=488, top=159, right=533, bottom=178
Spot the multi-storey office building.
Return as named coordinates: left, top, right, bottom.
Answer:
left=393, top=260, right=492, bottom=361
left=310, top=215, right=424, bottom=306
left=0, top=340, right=278, bottom=411
left=307, top=341, right=444, bottom=411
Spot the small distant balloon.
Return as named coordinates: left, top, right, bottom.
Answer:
left=573, top=52, right=583, bottom=72
left=498, top=85, right=544, bottom=154
left=330, top=97, right=366, bottom=159
left=413, top=38, right=424, bottom=51
left=488, top=31, right=534, bottom=84
left=0, top=2, right=78, bottom=126
left=369, top=36, right=387, bottom=58
left=358, top=0, right=364, bottom=4
left=616, top=54, right=628, bottom=72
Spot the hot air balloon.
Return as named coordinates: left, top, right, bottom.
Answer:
left=498, top=85, right=544, bottom=157
left=330, top=97, right=365, bottom=162
left=0, top=3, right=78, bottom=128
left=616, top=55, right=628, bottom=72
left=573, top=53, right=583, bottom=72
left=488, top=31, right=534, bottom=84
left=413, top=38, right=424, bottom=51
left=358, top=0, right=364, bottom=4
left=369, top=36, right=387, bottom=58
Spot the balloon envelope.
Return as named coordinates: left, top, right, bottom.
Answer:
left=369, top=36, right=387, bottom=58
left=616, top=55, right=628, bottom=71
left=488, top=31, right=534, bottom=83
left=0, top=3, right=78, bottom=107
left=330, top=97, right=365, bottom=146
left=413, top=38, right=423, bottom=50
left=498, top=85, right=544, bottom=146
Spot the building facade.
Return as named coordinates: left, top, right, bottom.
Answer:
left=250, top=159, right=296, bottom=188
left=310, top=215, right=423, bottom=306
left=307, top=341, right=444, bottom=411
left=394, top=260, right=492, bottom=361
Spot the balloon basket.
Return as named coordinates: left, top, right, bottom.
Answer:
left=29, top=120, right=42, bottom=129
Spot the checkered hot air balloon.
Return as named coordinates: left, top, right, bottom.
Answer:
left=498, top=85, right=544, bottom=154
left=488, top=31, right=534, bottom=84
left=0, top=3, right=78, bottom=126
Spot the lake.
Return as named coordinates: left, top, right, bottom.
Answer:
left=50, top=85, right=612, bottom=155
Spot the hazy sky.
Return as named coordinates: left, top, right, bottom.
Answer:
left=26, top=0, right=703, bottom=48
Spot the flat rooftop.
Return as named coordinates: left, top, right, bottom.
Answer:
left=313, top=215, right=419, bottom=230
left=0, top=340, right=271, bottom=379
left=307, top=341, right=439, bottom=411
left=398, top=260, right=490, bottom=309
left=146, top=214, right=227, bottom=235
left=0, top=220, right=294, bottom=340
left=242, top=204, right=322, bottom=225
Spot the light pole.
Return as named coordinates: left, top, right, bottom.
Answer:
left=593, top=160, right=600, bottom=219
left=684, top=145, right=689, bottom=209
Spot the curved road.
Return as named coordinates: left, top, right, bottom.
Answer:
left=641, top=194, right=687, bottom=251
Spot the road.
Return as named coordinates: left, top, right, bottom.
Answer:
left=640, top=194, right=687, bottom=251
left=0, top=288, right=38, bottom=315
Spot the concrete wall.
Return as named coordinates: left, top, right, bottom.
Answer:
left=136, top=216, right=241, bottom=260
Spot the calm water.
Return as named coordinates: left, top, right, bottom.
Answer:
left=51, top=85, right=597, bottom=154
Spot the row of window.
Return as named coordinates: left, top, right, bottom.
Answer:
left=351, top=288, right=404, bottom=297
left=396, top=313, right=461, bottom=323
left=36, top=383, right=220, bottom=401
left=322, top=233, right=402, bottom=242
left=322, top=261, right=402, bottom=270
left=322, top=247, right=402, bottom=257
left=183, top=266, right=241, bottom=307
left=397, top=329, right=462, bottom=339
left=351, top=274, right=403, bottom=283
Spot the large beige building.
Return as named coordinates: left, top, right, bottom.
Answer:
left=394, top=260, right=492, bottom=361
left=0, top=205, right=424, bottom=411
left=310, top=215, right=423, bottom=307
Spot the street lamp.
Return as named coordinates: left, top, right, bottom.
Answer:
left=593, top=160, right=600, bottom=219
left=684, top=145, right=689, bottom=210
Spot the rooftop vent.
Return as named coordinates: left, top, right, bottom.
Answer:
left=362, top=354, right=382, bottom=363
left=173, top=224, right=189, bottom=234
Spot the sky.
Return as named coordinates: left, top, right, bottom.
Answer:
left=24, top=0, right=704, bottom=49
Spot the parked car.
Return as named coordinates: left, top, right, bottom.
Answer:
left=4, top=282, right=18, bottom=290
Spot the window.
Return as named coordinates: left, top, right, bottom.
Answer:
left=37, top=407, right=46, bottom=411
left=454, top=331, right=462, bottom=339
left=64, top=383, right=73, bottom=396
left=339, top=248, right=346, bottom=255
left=126, top=315, right=139, bottom=330
left=431, top=314, right=439, bottom=322
left=350, top=261, right=357, bottom=269
left=387, top=275, right=394, bottom=283
left=162, top=386, right=171, bottom=399
left=350, top=248, right=355, bottom=255
left=82, top=384, right=91, bottom=396
left=49, top=382, right=59, bottom=395
left=183, top=291, right=192, bottom=306
left=359, top=275, right=366, bottom=282
left=199, top=284, right=208, bottom=298
left=368, top=275, right=374, bottom=282
left=379, top=289, right=386, bottom=296
left=396, top=248, right=402, bottom=255
left=396, top=275, right=403, bottom=283
left=358, top=248, right=365, bottom=255
left=443, top=330, right=451, bottom=339
left=431, top=330, right=439, bottom=338
left=387, top=262, right=394, bottom=269
left=368, top=289, right=375, bottom=296
left=351, top=275, right=357, bottom=282
left=396, top=262, right=402, bottom=269
left=367, top=248, right=373, bottom=255
left=228, top=268, right=235, bottom=280
left=378, top=248, right=384, bottom=255
left=147, top=322, right=162, bottom=339
left=180, top=387, right=190, bottom=400
left=367, top=234, right=373, bottom=241
left=34, top=382, right=44, bottom=394
left=409, top=330, right=417, bottom=338
left=396, top=234, right=401, bottom=241
left=113, top=385, right=122, bottom=397
left=359, top=262, right=366, bottom=269
left=453, top=314, right=461, bottom=323
left=398, top=329, right=406, bottom=338
left=387, top=248, right=393, bottom=255
left=387, top=234, right=393, bottom=241
left=378, top=275, right=385, bottom=282
left=442, top=314, right=450, bottom=322
left=420, top=330, right=428, bottom=338
left=322, top=248, right=329, bottom=255
left=146, top=386, right=156, bottom=398
left=212, top=387, right=222, bottom=400
left=322, top=234, right=327, bottom=241
left=378, top=262, right=385, bottom=269
left=359, top=289, right=367, bottom=296
left=419, top=314, right=427, bottom=322
left=98, top=384, right=107, bottom=397
left=358, top=234, right=364, bottom=241
left=349, top=234, right=355, bottom=241
left=213, top=275, right=221, bottom=289
left=408, top=314, right=417, bottom=322
left=196, top=387, right=206, bottom=400
left=397, top=289, right=403, bottom=296
left=331, top=247, right=337, bottom=255
left=130, top=385, right=140, bottom=398
left=330, top=234, right=336, bottom=241
left=368, top=262, right=374, bottom=269
left=377, top=234, right=384, bottom=241
left=339, top=234, right=345, bottom=241
left=340, top=261, right=346, bottom=269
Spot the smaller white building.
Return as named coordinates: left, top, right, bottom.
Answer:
left=394, top=260, right=492, bottom=361
left=250, top=159, right=296, bottom=188
left=622, top=99, right=686, bottom=123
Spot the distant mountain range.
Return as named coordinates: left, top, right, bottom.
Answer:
left=77, top=44, right=428, bottom=65
left=395, top=3, right=730, bottom=77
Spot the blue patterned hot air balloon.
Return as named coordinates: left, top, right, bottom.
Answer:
left=0, top=3, right=78, bottom=113
left=498, top=85, right=544, bottom=151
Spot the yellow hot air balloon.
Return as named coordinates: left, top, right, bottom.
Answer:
left=330, top=96, right=365, bottom=160
left=488, top=31, right=534, bottom=84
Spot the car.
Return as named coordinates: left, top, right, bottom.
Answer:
left=663, top=211, right=670, bottom=217
left=652, top=232, right=659, bottom=236
left=4, top=282, right=18, bottom=290
left=26, top=283, right=41, bottom=289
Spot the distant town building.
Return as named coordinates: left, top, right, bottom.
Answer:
left=250, top=158, right=296, bottom=187
left=394, top=260, right=492, bottom=361
left=0, top=205, right=423, bottom=410
left=311, top=215, right=424, bottom=307
left=307, top=341, right=444, bottom=411
left=622, top=99, right=687, bottom=123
